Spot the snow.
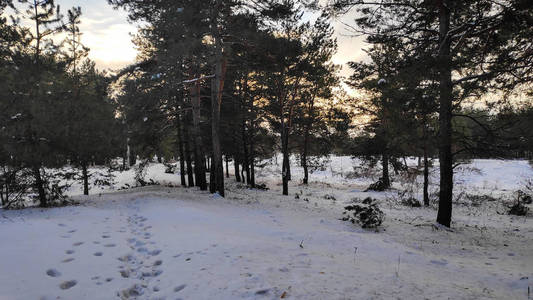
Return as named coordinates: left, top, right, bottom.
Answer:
left=0, top=157, right=532, bottom=299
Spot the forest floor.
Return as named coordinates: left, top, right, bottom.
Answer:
left=0, top=157, right=532, bottom=299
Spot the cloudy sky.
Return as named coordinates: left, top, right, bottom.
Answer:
left=12, top=1, right=367, bottom=78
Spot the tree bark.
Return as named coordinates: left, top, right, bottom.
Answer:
left=382, top=151, right=390, bottom=188
left=282, top=125, right=290, bottom=195
left=191, top=82, right=207, bottom=190
left=33, top=165, right=47, bottom=207
left=234, top=158, right=241, bottom=182
left=436, top=0, right=454, bottom=227
left=225, top=156, right=229, bottom=178
left=423, top=142, right=430, bottom=206
left=302, top=123, right=310, bottom=185
left=177, top=112, right=187, bottom=186
left=183, top=121, right=195, bottom=187
left=242, top=120, right=250, bottom=185
left=81, top=162, right=89, bottom=196
left=210, top=35, right=226, bottom=197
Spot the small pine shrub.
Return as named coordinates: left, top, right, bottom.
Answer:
left=164, top=163, right=177, bottom=174
left=509, top=202, right=529, bottom=216
left=342, top=197, right=384, bottom=228
left=402, top=197, right=422, bottom=207
left=365, top=179, right=387, bottom=192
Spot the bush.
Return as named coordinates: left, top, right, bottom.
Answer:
left=365, top=178, right=387, bottom=192
left=509, top=201, right=529, bottom=216
left=516, top=190, right=532, bottom=204
left=342, top=197, right=384, bottom=228
left=402, top=197, right=422, bottom=207
left=164, top=163, right=177, bottom=174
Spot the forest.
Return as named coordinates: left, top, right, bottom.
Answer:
left=0, top=0, right=532, bottom=299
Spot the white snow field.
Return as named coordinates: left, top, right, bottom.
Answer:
left=0, top=157, right=532, bottom=299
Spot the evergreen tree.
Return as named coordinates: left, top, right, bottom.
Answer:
left=327, top=0, right=533, bottom=226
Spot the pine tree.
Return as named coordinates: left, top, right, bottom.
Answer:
left=327, top=0, right=533, bottom=227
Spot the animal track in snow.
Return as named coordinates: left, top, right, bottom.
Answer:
left=46, top=269, right=61, bottom=277
left=59, top=280, right=77, bottom=290
left=174, top=284, right=186, bottom=293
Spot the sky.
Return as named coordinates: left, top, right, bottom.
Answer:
left=9, top=0, right=367, bottom=79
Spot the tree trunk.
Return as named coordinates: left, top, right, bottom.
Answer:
left=382, top=151, right=390, bottom=188
left=423, top=142, right=430, bottom=206
left=286, top=157, right=291, bottom=181
left=82, top=163, right=89, bottom=195
left=129, top=149, right=136, bottom=167
left=210, top=39, right=226, bottom=197
left=302, top=124, right=310, bottom=185
left=177, top=112, right=187, bottom=186
left=225, top=156, right=229, bottom=178
left=242, top=121, right=250, bottom=185
left=126, top=137, right=131, bottom=170
left=436, top=0, right=454, bottom=227
left=209, top=157, right=215, bottom=193
left=81, top=162, right=89, bottom=196
left=183, top=122, right=195, bottom=187
left=282, top=125, right=289, bottom=195
left=33, top=165, right=47, bottom=208
left=191, top=82, right=207, bottom=190
left=234, top=157, right=241, bottom=182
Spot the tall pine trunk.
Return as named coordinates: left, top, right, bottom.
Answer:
left=81, top=162, right=89, bottom=196
left=436, top=0, right=454, bottom=227
left=242, top=121, right=250, bottom=185
left=177, top=112, right=187, bottom=186
left=225, top=156, right=229, bottom=178
left=210, top=38, right=226, bottom=197
left=33, top=165, right=47, bottom=208
left=234, top=158, right=241, bottom=182
left=191, top=83, right=207, bottom=190
left=183, top=122, right=195, bottom=187
left=281, top=125, right=290, bottom=195
left=423, top=143, right=430, bottom=206
left=302, top=123, right=310, bottom=185
left=382, top=151, right=390, bottom=188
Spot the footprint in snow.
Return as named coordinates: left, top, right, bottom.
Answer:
left=65, top=250, right=75, bottom=255
left=73, top=242, right=84, bottom=247
left=430, top=260, right=448, bottom=266
left=119, top=270, right=131, bottom=278
left=68, top=230, right=76, bottom=233
left=149, top=249, right=162, bottom=256
left=46, top=269, right=61, bottom=277
left=104, top=243, right=116, bottom=248
left=58, top=224, right=66, bottom=227
left=59, top=280, right=77, bottom=290
left=94, top=252, right=103, bottom=257
left=102, top=235, right=111, bottom=239
left=120, top=284, right=144, bottom=298
left=174, top=284, right=186, bottom=293
left=62, top=258, right=75, bottom=263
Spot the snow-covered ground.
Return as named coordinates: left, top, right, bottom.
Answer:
left=0, top=156, right=532, bottom=299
